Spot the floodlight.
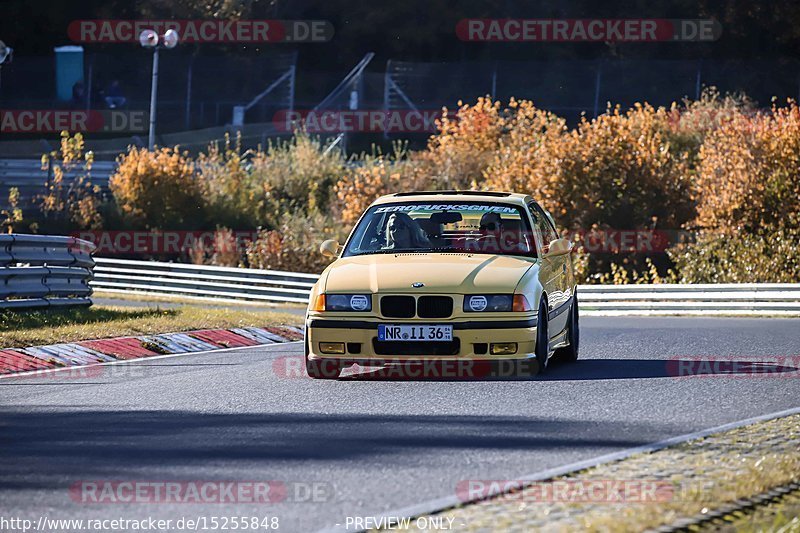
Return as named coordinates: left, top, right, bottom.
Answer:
left=139, top=29, right=158, bottom=48
left=163, top=29, right=179, bottom=49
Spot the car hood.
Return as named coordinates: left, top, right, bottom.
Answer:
left=322, top=253, right=536, bottom=294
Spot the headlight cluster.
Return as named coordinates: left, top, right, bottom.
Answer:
left=324, top=293, right=372, bottom=312
left=464, top=294, right=532, bottom=312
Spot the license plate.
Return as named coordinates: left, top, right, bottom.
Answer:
left=378, top=324, right=453, bottom=342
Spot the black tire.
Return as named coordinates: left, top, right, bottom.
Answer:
left=534, top=298, right=550, bottom=374
left=553, top=290, right=579, bottom=363
left=304, top=328, right=342, bottom=379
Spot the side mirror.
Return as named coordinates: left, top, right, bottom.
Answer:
left=320, top=239, right=340, bottom=258
left=543, top=238, right=572, bottom=258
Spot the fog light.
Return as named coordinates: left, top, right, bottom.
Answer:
left=490, top=343, right=517, bottom=355
left=319, top=342, right=345, bottom=354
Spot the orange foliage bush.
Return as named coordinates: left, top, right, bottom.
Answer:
left=34, top=92, right=798, bottom=282
left=418, top=96, right=507, bottom=189
left=480, top=99, right=699, bottom=281
left=333, top=157, right=403, bottom=227
left=109, top=146, right=204, bottom=229
left=695, top=100, right=800, bottom=233
left=660, top=88, right=754, bottom=164
left=479, top=98, right=565, bottom=198
left=484, top=102, right=694, bottom=232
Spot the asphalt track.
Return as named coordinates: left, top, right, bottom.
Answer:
left=1, top=316, right=799, bottom=532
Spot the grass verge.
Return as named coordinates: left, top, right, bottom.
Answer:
left=402, top=414, right=800, bottom=532
left=698, top=487, right=800, bottom=532
left=92, top=290, right=308, bottom=310
left=0, top=305, right=301, bottom=348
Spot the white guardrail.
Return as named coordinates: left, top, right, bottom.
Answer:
left=91, top=258, right=317, bottom=305
left=578, top=283, right=800, bottom=316
left=1, top=234, right=96, bottom=310
left=89, top=258, right=800, bottom=316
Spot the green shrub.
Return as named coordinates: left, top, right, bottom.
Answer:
left=244, top=212, right=346, bottom=273
left=249, top=133, right=347, bottom=227
left=669, top=228, right=800, bottom=283
left=38, top=131, right=106, bottom=232
left=195, top=134, right=267, bottom=230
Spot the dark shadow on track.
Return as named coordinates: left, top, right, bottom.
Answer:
left=0, top=410, right=666, bottom=490
left=338, top=358, right=798, bottom=382
left=542, top=358, right=798, bottom=381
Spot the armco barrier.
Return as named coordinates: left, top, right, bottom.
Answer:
left=88, top=258, right=800, bottom=316
left=1, top=234, right=96, bottom=310
left=91, top=257, right=317, bottom=304
left=578, top=283, right=800, bottom=315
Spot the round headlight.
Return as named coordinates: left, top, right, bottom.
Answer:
left=488, top=295, right=512, bottom=311
left=468, top=295, right=488, bottom=312
left=326, top=294, right=349, bottom=310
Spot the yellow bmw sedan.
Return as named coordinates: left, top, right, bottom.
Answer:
left=304, top=191, right=579, bottom=379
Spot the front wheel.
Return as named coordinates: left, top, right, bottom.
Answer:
left=553, top=291, right=579, bottom=363
left=535, top=299, right=550, bottom=374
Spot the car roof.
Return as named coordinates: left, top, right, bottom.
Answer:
left=372, top=190, right=532, bottom=206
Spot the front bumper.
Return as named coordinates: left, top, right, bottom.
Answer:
left=305, top=316, right=538, bottom=364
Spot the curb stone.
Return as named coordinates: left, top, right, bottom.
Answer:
left=0, top=326, right=302, bottom=376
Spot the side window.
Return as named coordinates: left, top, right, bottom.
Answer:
left=527, top=202, right=557, bottom=251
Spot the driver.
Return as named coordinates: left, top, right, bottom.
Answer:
left=476, top=212, right=506, bottom=253
left=479, top=212, right=504, bottom=233
left=384, top=212, right=431, bottom=250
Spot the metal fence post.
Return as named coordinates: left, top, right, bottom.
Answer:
left=695, top=59, right=702, bottom=100
left=593, top=61, right=603, bottom=118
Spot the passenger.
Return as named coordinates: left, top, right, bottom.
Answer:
left=384, top=212, right=431, bottom=250
left=477, top=212, right=506, bottom=253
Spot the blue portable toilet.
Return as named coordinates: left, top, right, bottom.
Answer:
left=54, top=45, right=84, bottom=101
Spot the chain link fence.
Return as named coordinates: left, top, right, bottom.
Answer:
left=385, top=58, right=800, bottom=122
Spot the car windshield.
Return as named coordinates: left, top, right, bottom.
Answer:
left=343, top=201, right=537, bottom=258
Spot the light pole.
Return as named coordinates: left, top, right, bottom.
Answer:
left=139, top=29, right=178, bottom=150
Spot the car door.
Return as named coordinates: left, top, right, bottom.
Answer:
left=528, top=202, right=571, bottom=335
